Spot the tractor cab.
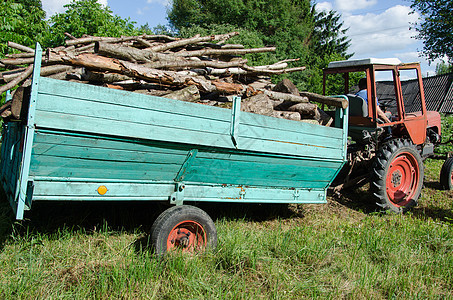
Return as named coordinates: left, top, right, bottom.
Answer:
left=323, top=58, right=441, bottom=152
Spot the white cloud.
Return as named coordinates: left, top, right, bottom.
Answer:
left=335, top=0, right=377, bottom=12
left=315, top=2, right=333, bottom=12
left=345, top=5, right=419, bottom=57
left=42, top=0, right=108, bottom=17
left=146, top=0, right=170, bottom=6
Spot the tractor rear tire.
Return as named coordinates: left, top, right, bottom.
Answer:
left=371, top=139, right=424, bottom=213
left=440, top=157, right=453, bottom=190
left=151, top=205, right=217, bottom=256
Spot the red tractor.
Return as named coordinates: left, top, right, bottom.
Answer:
left=323, top=58, right=452, bottom=212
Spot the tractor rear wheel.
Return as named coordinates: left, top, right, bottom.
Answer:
left=440, top=157, right=453, bottom=190
left=371, top=139, right=424, bottom=213
left=151, top=205, right=217, bottom=256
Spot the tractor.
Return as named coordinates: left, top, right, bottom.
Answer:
left=323, top=58, right=452, bottom=212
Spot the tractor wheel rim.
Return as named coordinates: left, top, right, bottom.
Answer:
left=167, top=220, right=207, bottom=252
left=386, top=152, right=420, bottom=207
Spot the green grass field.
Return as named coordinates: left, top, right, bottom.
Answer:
left=0, top=117, right=452, bottom=299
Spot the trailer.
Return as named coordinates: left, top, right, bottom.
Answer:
left=1, top=45, right=348, bottom=254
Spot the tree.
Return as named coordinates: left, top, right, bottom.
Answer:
left=167, top=0, right=351, bottom=93
left=0, top=0, right=48, bottom=57
left=435, top=61, right=453, bottom=75
left=410, top=0, right=453, bottom=63
left=46, top=0, right=138, bottom=47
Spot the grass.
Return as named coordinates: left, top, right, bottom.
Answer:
left=0, top=158, right=451, bottom=299
left=0, top=116, right=452, bottom=299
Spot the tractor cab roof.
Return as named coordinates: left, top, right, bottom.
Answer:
left=327, top=58, right=403, bottom=69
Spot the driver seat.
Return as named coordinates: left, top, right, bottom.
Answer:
left=347, top=94, right=368, bottom=117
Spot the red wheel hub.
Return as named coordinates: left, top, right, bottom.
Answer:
left=167, top=220, right=207, bottom=252
left=386, top=152, right=420, bottom=207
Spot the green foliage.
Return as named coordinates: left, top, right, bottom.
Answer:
left=436, top=114, right=453, bottom=155
left=0, top=0, right=48, bottom=57
left=435, top=61, right=453, bottom=75
left=167, top=0, right=352, bottom=93
left=46, top=0, right=138, bottom=47
left=410, top=0, right=453, bottom=63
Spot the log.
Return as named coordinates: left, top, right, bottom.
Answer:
left=150, top=32, right=239, bottom=52
left=286, top=102, right=318, bottom=116
left=273, top=78, right=299, bottom=96
left=241, top=94, right=275, bottom=116
left=1, top=68, right=27, bottom=82
left=262, top=90, right=309, bottom=103
left=141, top=35, right=180, bottom=42
left=95, top=42, right=174, bottom=63
left=11, top=86, right=25, bottom=119
left=163, top=85, right=200, bottom=102
left=6, top=52, right=35, bottom=58
left=135, top=37, right=154, bottom=48
left=242, top=65, right=306, bottom=74
left=81, top=70, right=132, bottom=83
left=47, top=52, right=124, bottom=73
left=272, top=111, right=301, bottom=121
left=2, top=65, right=75, bottom=82
left=150, top=58, right=247, bottom=70
left=0, top=101, right=11, bottom=118
left=0, top=57, right=36, bottom=66
left=174, top=47, right=277, bottom=57
left=64, top=32, right=77, bottom=40
left=299, top=91, right=348, bottom=109
left=317, top=108, right=334, bottom=126
left=0, top=65, right=33, bottom=95
left=66, top=35, right=138, bottom=46
left=7, top=41, right=34, bottom=53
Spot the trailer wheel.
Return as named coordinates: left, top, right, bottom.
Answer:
left=440, top=157, right=453, bottom=190
left=371, top=139, right=424, bottom=213
left=151, top=205, right=217, bottom=255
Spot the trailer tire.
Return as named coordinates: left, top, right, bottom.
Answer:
left=151, top=205, right=217, bottom=256
left=371, top=139, right=424, bottom=213
left=440, top=157, right=453, bottom=190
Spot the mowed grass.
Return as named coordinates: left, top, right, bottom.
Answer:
left=1, top=115, right=452, bottom=299
left=0, top=157, right=452, bottom=299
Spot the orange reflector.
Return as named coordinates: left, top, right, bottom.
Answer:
left=97, top=185, right=108, bottom=195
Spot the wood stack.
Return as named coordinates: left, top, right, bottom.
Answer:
left=0, top=32, right=347, bottom=125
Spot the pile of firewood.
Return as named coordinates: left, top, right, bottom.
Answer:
left=0, top=32, right=347, bottom=124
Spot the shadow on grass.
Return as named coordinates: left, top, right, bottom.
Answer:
left=0, top=192, right=301, bottom=252
left=330, top=187, right=381, bottom=215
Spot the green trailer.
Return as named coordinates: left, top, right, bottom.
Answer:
left=1, top=45, right=348, bottom=254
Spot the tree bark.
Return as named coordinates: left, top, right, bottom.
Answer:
left=0, top=65, right=33, bottom=95
left=150, top=32, right=239, bottom=52
left=286, top=102, right=318, bottom=116
left=299, top=91, right=348, bottom=109
left=262, top=90, right=309, bottom=103
left=95, top=42, right=174, bottom=63
left=163, top=85, right=200, bottom=102
left=174, top=47, right=277, bottom=57
left=7, top=41, right=34, bottom=53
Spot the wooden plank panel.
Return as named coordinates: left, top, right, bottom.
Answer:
left=32, top=142, right=188, bottom=165
left=34, top=110, right=234, bottom=149
left=236, top=137, right=344, bottom=160
left=38, top=77, right=232, bottom=121
left=36, top=93, right=231, bottom=136
left=195, top=150, right=341, bottom=167
left=32, top=181, right=175, bottom=198
left=34, top=131, right=190, bottom=155
left=240, top=111, right=344, bottom=138
left=238, top=123, right=343, bottom=150
left=30, top=155, right=180, bottom=180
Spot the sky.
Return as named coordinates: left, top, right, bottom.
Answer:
left=41, top=0, right=442, bottom=76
